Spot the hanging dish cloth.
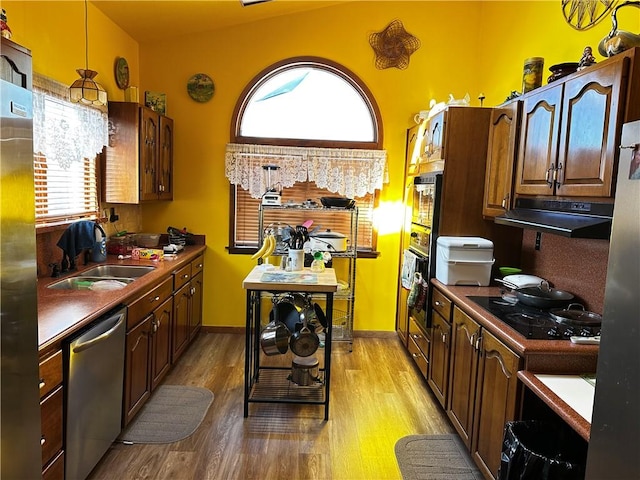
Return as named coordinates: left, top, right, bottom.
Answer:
left=57, top=220, right=101, bottom=269
left=401, top=249, right=418, bottom=289
left=407, top=272, right=423, bottom=308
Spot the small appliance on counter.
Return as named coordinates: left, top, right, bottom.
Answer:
left=435, top=236, right=494, bottom=286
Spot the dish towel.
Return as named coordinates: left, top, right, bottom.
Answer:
left=56, top=220, right=99, bottom=262
left=401, top=249, right=419, bottom=289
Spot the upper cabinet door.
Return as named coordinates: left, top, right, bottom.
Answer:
left=483, top=101, right=522, bottom=217
left=556, top=58, right=629, bottom=197
left=514, top=85, right=563, bottom=195
left=158, top=116, right=174, bottom=201
left=140, top=107, right=159, bottom=201
left=421, top=110, right=446, bottom=163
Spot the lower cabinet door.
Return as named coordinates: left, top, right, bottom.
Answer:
left=448, top=307, right=481, bottom=448
left=124, top=316, right=151, bottom=426
left=40, top=385, right=63, bottom=468
left=427, top=312, right=450, bottom=409
left=151, top=297, right=173, bottom=391
left=172, top=282, right=191, bottom=363
left=189, top=272, right=203, bottom=340
left=472, top=330, right=521, bottom=479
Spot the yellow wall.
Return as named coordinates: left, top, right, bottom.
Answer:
left=6, top=1, right=638, bottom=331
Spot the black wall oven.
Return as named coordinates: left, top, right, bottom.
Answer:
left=402, top=172, right=443, bottom=331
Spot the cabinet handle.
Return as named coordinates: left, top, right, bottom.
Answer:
left=546, top=167, right=554, bottom=188
left=441, top=333, right=447, bottom=343
left=469, top=332, right=476, bottom=347
left=620, top=143, right=639, bottom=149
left=39, top=379, right=45, bottom=389
left=435, top=300, right=442, bottom=307
left=412, top=333, right=421, bottom=340
left=501, top=194, right=509, bottom=209
left=40, top=436, right=46, bottom=446
left=475, top=334, right=483, bottom=351
left=182, top=274, right=190, bottom=279
left=555, top=162, right=563, bottom=187
left=149, top=295, right=160, bottom=303
left=412, top=352, right=420, bottom=359
left=196, top=263, right=203, bottom=269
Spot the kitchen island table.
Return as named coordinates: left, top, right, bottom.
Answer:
left=242, top=266, right=338, bottom=420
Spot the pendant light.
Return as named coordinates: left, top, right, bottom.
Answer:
left=69, top=0, right=107, bottom=106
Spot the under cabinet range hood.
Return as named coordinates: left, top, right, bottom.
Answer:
left=494, top=197, right=614, bottom=239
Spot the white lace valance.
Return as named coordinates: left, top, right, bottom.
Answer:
left=32, top=73, right=108, bottom=166
left=225, top=143, right=388, bottom=199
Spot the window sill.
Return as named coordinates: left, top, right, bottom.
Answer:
left=227, top=246, right=379, bottom=259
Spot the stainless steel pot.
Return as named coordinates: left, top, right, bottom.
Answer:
left=289, top=356, right=321, bottom=386
left=289, top=318, right=319, bottom=357
left=260, top=321, right=290, bottom=356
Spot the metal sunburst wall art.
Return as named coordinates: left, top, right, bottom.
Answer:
left=562, top=0, right=618, bottom=30
left=369, top=19, right=421, bottom=70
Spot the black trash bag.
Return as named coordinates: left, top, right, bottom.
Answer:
left=498, top=421, right=587, bottom=480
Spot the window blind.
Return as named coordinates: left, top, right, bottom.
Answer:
left=32, top=74, right=106, bottom=227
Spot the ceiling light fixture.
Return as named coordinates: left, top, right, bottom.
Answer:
left=240, top=0, right=273, bottom=6
left=69, top=0, right=107, bottom=107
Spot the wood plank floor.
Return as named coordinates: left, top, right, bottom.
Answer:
left=89, top=333, right=454, bottom=480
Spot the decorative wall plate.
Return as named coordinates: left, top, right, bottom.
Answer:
left=187, top=73, right=215, bottom=103
left=115, top=57, right=130, bottom=89
left=369, top=19, right=420, bottom=70
left=562, top=0, right=618, bottom=30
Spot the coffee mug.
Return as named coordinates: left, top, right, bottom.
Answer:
left=288, top=249, right=304, bottom=271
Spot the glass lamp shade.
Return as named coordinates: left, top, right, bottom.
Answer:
left=69, top=69, right=107, bottom=106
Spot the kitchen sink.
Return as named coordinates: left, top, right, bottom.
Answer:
left=47, top=276, right=135, bottom=290
left=77, top=265, right=156, bottom=278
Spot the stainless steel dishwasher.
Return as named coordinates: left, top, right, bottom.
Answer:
left=65, top=306, right=126, bottom=480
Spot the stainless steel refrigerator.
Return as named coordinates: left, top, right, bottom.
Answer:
left=586, top=119, right=640, bottom=479
left=0, top=38, right=43, bottom=479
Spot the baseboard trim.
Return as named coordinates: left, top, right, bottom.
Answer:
left=200, top=326, right=397, bottom=339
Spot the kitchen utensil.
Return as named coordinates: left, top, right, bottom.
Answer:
left=135, top=233, right=160, bottom=248
left=289, top=312, right=320, bottom=357
left=598, top=1, right=640, bottom=57
left=319, top=196, right=355, bottom=209
left=269, top=300, right=301, bottom=333
left=260, top=320, right=290, bottom=355
left=502, top=274, right=547, bottom=288
left=499, top=267, right=522, bottom=276
left=309, top=230, right=348, bottom=252
left=313, top=302, right=327, bottom=329
left=289, top=356, right=321, bottom=386
left=549, top=303, right=603, bottom=325
left=513, top=281, right=575, bottom=309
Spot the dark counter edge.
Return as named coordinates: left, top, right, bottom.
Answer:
left=517, top=370, right=591, bottom=441
left=37, top=245, right=207, bottom=353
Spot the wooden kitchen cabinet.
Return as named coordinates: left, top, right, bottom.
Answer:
left=104, top=101, right=173, bottom=203
left=124, top=277, right=174, bottom=426
left=172, top=255, right=204, bottom=363
left=483, top=101, right=521, bottom=218
left=408, top=316, right=430, bottom=379
left=420, top=109, right=446, bottom=164
left=428, top=287, right=452, bottom=409
left=39, top=350, right=63, bottom=479
left=447, top=306, right=522, bottom=480
left=514, top=53, right=630, bottom=198
left=448, top=307, right=481, bottom=448
left=472, top=329, right=521, bottom=479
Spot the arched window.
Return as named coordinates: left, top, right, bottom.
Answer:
left=227, top=57, right=385, bottom=254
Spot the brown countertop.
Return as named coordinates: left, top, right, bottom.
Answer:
left=431, top=279, right=599, bottom=373
left=37, top=245, right=206, bottom=353
left=518, top=370, right=593, bottom=441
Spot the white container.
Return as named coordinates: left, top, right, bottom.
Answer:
left=436, top=236, right=494, bottom=286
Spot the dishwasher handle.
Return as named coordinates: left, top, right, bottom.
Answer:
left=72, top=314, right=125, bottom=354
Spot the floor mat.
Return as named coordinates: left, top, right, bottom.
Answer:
left=395, top=434, right=483, bottom=480
left=118, top=385, right=214, bottom=444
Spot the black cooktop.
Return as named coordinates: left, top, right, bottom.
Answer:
left=467, top=296, right=601, bottom=340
